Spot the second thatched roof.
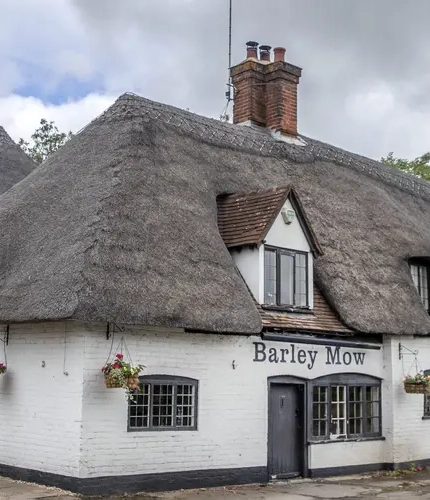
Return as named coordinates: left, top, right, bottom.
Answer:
left=0, top=126, right=36, bottom=194
left=0, top=93, right=428, bottom=335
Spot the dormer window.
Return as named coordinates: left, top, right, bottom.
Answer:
left=410, top=262, right=429, bottom=313
left=264, top=246, right=308, bottom=307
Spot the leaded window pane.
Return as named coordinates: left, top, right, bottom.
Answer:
left=312, top=386, right=328, bottom=438
left=410, top=263, right=430, bottom=313
left=421, top=266, right=429, bottom=311
left=424, top=394, right=430, bottom=417
left=348, top=386, right=363, bottom=435
left=264, top=247, right=309, bottom=308
left=280, top=253, right=294, bottom=305
left=176, top=384, right=196, bottom=427
left=330, top=385, right=346, bottom=436
left=411, top=264, right=419, bottom=288
left=312, top=379, right=381, bottom=440
left=295, top=253, right=307, bottom=307
left=128, top=378, right=197, bottom=431
left=264, top=249, right=277, bottom=304
left=129, top=384, right=150, bottom=429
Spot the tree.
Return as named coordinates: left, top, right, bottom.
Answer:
left=19, top=119, right=72, bottom=164
left=381, top=152, right=430, bottom=181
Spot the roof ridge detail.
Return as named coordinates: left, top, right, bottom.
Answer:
left=96, top=93, right=430, bottom=202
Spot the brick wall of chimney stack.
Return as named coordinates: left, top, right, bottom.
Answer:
left=231, top=42, right=302, bottom=136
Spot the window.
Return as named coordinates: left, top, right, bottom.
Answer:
left=410, top=263, right=429, bottom=313
left=424, top=370, right=430, bottom=418
left=264, top=247, right=308, bottom=307
left=311, top=375, right=381, bottom=440
left=128, top=375, right=198, bottom=431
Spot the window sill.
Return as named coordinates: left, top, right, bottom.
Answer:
left=422, top=416, right=430, bottom=420
left=309, top=436, right=385, bottom=445
left=261, top=305, right=314, bottom=315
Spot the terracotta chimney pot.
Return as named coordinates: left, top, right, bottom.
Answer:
left=246, top=41, right=259, bottom=59
left=259, top=45, right=272, bottom=62
left=274, top=47, right=286, bottom=62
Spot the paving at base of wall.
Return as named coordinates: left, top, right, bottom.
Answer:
left=3, top=473, right=430, bottom=500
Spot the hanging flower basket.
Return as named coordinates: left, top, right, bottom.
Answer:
left=102, top=352, right=145, bottom=396
left=104, top=369, right=123, bottom=388
left=404, top=374, right=430, bottom=394
left=0, top=363, right=6, bottom=375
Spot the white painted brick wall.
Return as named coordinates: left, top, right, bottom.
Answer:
left=3, top=320, right=427, bottom=480
left=383, top=335, right=430, bottom=464
left=0, top=322, right=84, bottom=476
left=310, top=440, right=385, bottom=469
left=79, top=323, right=383, bottom=478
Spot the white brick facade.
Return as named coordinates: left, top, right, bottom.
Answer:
left=0, top=322, right=85, bottom=477
left=1, top=321, right=430, bottom=481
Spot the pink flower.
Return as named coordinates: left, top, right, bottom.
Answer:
left=116, top=353, right=123, bottom=360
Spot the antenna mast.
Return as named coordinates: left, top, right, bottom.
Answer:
left=220, top=0, right=233, bottom=122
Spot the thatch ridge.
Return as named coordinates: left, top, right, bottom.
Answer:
left=0, top=94, right=428, bottom=335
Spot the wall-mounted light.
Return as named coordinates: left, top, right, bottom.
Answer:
left=281, top=206, right=295, bottom=225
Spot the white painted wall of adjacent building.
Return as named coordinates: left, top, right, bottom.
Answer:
left=1, top=321, right=430, bottom=480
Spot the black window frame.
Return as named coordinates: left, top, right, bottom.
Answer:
left=424, top=370, right=430, bottom=419
left=409, top=260, right=430, bottom=314
left=128, top=375, right=198, bottom=432
left=263, top=245, right=309, bottom=309
left=310, top=374, right=382, bottom=441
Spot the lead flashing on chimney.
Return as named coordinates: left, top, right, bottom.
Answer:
left=235, top=121, right=307, bottom=146
left=270, top=129, right=307, bottom=147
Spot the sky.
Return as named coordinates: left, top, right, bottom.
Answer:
left=2, top=0, right=430, bottom=160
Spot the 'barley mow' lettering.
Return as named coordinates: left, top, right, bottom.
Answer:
left=252, top=342, right=366, bottom=369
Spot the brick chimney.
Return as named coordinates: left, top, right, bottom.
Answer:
left=230, top=42, right=302, bottom=137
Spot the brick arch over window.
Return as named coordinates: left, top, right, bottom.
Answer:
left=128, top=375, right=198, bottom=431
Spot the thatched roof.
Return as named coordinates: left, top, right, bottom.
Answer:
left=0, top=93, right=428, bottom=335
left=0, top=126, right=36, bottom=194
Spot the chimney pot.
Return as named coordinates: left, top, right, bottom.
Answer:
left=274, top=47, right=286, bottom=62
left=259, top=45, right=272, bottom=62
left=246, top=41, right=259, bottom=59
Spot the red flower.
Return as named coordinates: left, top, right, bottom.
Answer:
left=417, top=466, right=423, bottom=472
left=112, top=363, right=120, bottom=369
left=116, top=353, right=123, bottom=360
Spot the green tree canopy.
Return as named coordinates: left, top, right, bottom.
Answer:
left=381, top=152, right=430, bottom=181
left=19, top=119, right=72, bottom=164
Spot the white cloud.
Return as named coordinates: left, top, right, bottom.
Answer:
left=0, top=93, right=116, bottom=142
left=3, top=0, right=430, bottom=162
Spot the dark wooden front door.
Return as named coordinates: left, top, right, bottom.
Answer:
left=268, top=383, right=304, bottom=479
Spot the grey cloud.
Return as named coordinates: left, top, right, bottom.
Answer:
left=70, top=0, right=430, bottom=159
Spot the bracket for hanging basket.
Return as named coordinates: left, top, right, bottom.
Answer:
left=0, top=325, right=9, bottom=346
